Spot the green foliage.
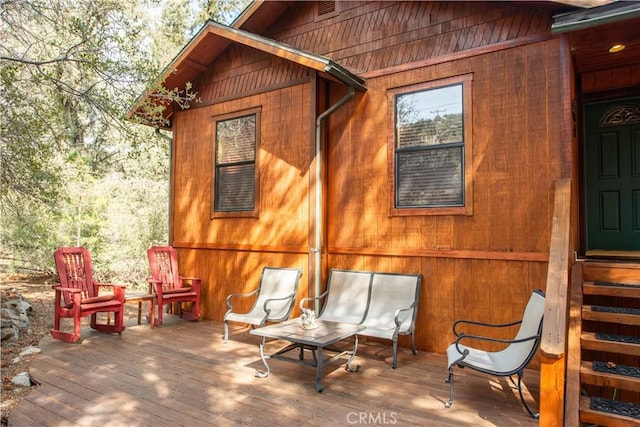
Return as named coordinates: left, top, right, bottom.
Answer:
left=0, top=0, right=249, bottom=280
left=0, top=199, right=63, bottom=273
left=84, top=172, right=170, bottom=286
left=151, top=0, right=250, bottom=58
left=0, top=0, right=182, bottom=280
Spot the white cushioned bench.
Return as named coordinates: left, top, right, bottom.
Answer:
left=300, top=269, right=423, bottom=368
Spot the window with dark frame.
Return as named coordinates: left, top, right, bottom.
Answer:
left=391, top=78, right=471, bottom=214
left=213, top=111, right=258, bottom=214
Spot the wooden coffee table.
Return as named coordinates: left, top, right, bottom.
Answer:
left=250, top=318, right=364, bottom=392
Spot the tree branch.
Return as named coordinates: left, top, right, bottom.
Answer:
left=0, top=55, right=93, bottom=67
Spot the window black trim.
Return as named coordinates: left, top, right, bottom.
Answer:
left=211, top=107, right=261, bottom=218
left=387, top=75, right=473, bottom=217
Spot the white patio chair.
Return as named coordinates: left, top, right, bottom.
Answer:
left=359, top=273, right=422, bottom=368
left=300, top=269, right=373, bottom=324
left=223, top=267, right=302, bottom=342
left=444, top=289, right=545, bottom=419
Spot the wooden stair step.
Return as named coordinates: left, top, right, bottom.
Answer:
left=581, top=361, right=640, bottom=392
left=582, top=305, right=640, bottom=326
left=573, top=264, right=640, bottom=427
left=581, top=332, right=640, bottom=355
left=579, top=396, right=640, bottom=427
left=584, top=281, right=640, bottom=298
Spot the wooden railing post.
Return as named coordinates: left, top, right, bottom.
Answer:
left=563, top=262, right=584, bottom=427
left=539, top=178, right=572, bottom=426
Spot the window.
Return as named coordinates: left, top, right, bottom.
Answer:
left=213, top=108, right=260, bottom=217
left=388, top=75, right=472, bottom=216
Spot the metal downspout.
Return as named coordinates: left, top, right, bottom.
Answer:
left=313, top=86, right=356, bottom=310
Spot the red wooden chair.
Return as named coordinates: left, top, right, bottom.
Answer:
left=146, top=246, right=201, bottom=326
left=51, top=247, right=126, bottom=343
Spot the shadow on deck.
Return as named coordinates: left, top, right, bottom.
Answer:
left=9, top=316, right=540, bottom=426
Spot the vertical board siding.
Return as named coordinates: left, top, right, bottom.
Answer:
left=182, top=247, right=308, bottom=321
left=172, top=107, right=214, bottom=243
left=326, top=253, right=548, bottom=357
left=171, top=85, right=313, bottom=321
left=323, top=39, right=562, bottom=352
left=581, top=64, right=640, bottom=93
left=328, top=40, right=561, bottom=255
left=169, top=1, right=567, bottom=355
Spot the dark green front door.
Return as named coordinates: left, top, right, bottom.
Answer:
left=584, top=99, right=640, bottom=251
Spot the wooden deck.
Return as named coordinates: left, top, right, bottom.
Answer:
left=9, top=316, right=541, bottom=426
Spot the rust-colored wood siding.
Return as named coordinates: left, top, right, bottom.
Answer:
left=325, top=37, right=564, bottom=355
left=170, top=82, right=313, bottom=321
left=169, top=1, right=571, bottom=357
left=198, top=43, right=312, bottom=100
left=269, top=1, right=555, bottom=74
left=580, top=64, right=640, bottom=94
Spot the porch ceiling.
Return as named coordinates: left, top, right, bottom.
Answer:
left=552, top=2, right=640, bottom=74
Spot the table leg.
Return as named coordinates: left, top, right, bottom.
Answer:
left=137, top=302, right=142, bottom=325
left=255, top=336, right=270, bottom=378
left=150, top=298, right=155, bottom=329
left=346, top=335, right=360, bottom=372
left=315, top=346, right=324, bottom=392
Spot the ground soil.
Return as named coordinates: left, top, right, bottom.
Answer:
left=1, top=274, right=54, bottom=423
left=0, top=274, right=141, bottom=424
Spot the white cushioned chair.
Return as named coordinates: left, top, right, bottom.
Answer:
left=445, top=289, right=545, bottom=419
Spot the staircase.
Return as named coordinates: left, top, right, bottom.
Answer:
left=571, top=261, right=640, bottom=426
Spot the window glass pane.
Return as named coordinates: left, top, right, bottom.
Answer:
left=396, top=84, right=462, bottom=148
left=215, top=164, right=255, bottom=211
left=214, top=111, right=257, bottom=213
left=216, top=115, right=256, bottom=164
left=397, top=147, right=463, bottom=207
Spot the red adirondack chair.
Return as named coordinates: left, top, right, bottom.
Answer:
left=51, top=247, right=126, bottom=343
left=146, top=246, right=201, bottom=326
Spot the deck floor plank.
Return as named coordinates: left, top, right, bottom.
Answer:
left=9, top=317, right=541, bottom=426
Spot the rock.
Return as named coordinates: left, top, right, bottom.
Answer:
left=19, top=346, right=41, bottom=356
left=0, top=326, right=18, bottom=341
left=0, top=290, right=35, bottom=341
left=3, top=299, right=33, bottom=316
left=11, top=372, right=33, bottom=387
left=1, top=324, right=19, bottom=341
left=1, top=313, right=29, bottom=330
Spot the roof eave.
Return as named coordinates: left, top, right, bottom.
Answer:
left=324, top=61, right=366, bottom=92
left=204, top=20, right=366, bottom=91
left=129, top=16, right=366, bottom=127
left=552, top=2, right=640, bottom=33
